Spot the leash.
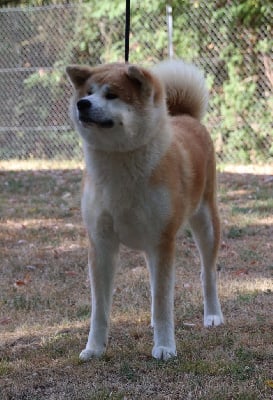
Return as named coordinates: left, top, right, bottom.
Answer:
left=125, top=0, right=130, bottom=62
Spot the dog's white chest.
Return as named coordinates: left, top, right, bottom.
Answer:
left=113, top=207, right=152, bottom=249
left=109, top=184, right=171, bottom=250
left=83, top=177, right=171, bottom=251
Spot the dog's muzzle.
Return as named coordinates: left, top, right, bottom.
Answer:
left=77, top=98, right=114, bottom=128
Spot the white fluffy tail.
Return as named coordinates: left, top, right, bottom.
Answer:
left=151, top=59, right=209, bottom=121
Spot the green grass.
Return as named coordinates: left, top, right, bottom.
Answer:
left=0, top=361, right=13, bottom=377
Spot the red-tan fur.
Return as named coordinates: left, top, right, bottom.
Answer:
left=69, top=63, right=163, bottom=108
left=66, top=59, right=224, bottom=362
left=152, top=115, right=219, bottom=256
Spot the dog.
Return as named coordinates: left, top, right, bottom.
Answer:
left=66, top=59, right=224, bottom=361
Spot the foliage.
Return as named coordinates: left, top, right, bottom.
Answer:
left=170, top=0, right=273, bottom=162
left=0, top=0, right=66, bottom=6
left=0, top=0, right=272, bottom=162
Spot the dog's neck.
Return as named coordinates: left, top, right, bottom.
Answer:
left=82, top=126, right=172, bottom=182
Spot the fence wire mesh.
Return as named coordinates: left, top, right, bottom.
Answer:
left=0, top=2, right=272, bottom=163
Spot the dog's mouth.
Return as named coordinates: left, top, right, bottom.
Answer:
left=79, top=115, right=114, bottom=129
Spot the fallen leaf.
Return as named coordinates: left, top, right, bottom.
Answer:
left=62, top=192, right=71, bottom=199
left=265, top=380, right=273, bottom=388
left=183, top=283, right=192, bottom=289
left=0, top=317, right=12, bottom=325
left=64, top=223, right=74, bottom=228
left=14, top=279, right=26, bottom=287
left=183, top=322, right=196, bottom=328
left=14, top=273, right=32, bottom=287
left=65, top=271, right=78, bottom=277
left=233, top=269, right=249, bottom=276
left=17, top=240, right=28, bottom=245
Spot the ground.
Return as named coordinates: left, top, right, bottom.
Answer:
left=0, top=161, right=273, bottom=400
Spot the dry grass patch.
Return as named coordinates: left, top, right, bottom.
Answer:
left=1, top=163, right=273, bottom=399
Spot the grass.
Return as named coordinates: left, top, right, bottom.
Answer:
left=0, top=161, right=273, bottom=399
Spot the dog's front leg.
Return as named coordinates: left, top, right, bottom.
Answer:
left=79, top=233, right=119, bottom=361
left=146, top=243, right=176, bottom=361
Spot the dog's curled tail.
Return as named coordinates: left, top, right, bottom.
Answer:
left=152, top=59, right=209, bottom=121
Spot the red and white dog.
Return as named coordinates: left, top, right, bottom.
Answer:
left=66, top=59, right=224, bottom=361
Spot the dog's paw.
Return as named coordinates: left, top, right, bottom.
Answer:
left=79, top=347, right=105, bottom=362
left=152, top=345, right=177, bottom=361
left=204, top=314, right=224, bottom=327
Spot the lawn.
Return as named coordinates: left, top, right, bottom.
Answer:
left=0, top=161, right=273, bottom=400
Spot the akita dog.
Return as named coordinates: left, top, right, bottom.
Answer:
left=66, top=59, right=224, bottom=361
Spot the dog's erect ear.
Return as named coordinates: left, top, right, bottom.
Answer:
left=126, top=65, right=153, bottom=96
left=66, top=65, right=93, bottom=88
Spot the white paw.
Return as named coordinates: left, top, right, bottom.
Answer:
left=204, top=314, right=224, bottom=327
left=79, top=347, right=105, bottom=361
left=152, top=346, right=177, bottom=361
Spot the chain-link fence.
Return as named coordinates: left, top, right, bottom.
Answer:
left=0, top=2, right=272, bottom=163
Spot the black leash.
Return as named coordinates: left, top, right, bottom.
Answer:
left=125, top=0, right=130, bottom=62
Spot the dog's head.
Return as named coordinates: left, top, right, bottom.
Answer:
left=66, top=63, right=166, bottom=151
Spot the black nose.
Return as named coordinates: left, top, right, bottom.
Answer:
left=77, top=99, right=92, bottom=111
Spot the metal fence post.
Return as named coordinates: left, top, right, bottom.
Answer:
left=166, top=5, right=173, bottom=59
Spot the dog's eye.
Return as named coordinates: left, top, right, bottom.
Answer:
left=87, top=89, right=93, bottom=95
left=105, top=92, right=118, bottom=100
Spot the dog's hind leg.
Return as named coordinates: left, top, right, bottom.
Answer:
left=189, top=200, right=224, bottom=327
left=146, top=241, right=177, bottom=361
left=79, top=226, right=119, bottom=361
